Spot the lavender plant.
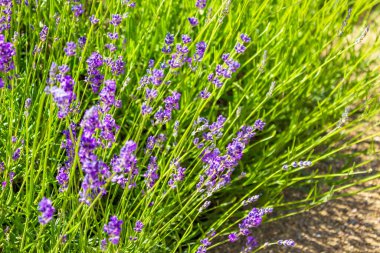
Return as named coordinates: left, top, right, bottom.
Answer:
left=0, top=0, right=379, bottom=252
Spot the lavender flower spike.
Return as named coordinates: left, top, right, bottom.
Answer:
left=38, top=197, right=55, bottom=225
left=104, top=216, right=123, bottom=245
left=188, top=17, right=199, bottom=27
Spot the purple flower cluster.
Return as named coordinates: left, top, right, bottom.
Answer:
left=90, top=15, right=99, bottom=24
left=196, top=123, right=261, bottom=194
left=78, top=36, right=86, bottom=48
left=45, top=63, right=76, bottom=118
left=196, top=237, right=212, bottom=253
left=110, top=14, right=122, bottom=27
left=86, top=52, right=104, bottom=93
left=227, top=207, right=273, bottom=250
left=240, top=33, right=251, bottom=43
left=235, top=33, right=251, bottom=54
left=0, top=2, right=12, bottom=33
left=12, top=147, right=20, bottom=160
left=0, top=34, right=15, bottom=75
left=153, top=91, right=181, bottom=124
left=139, top=67, right=165, bottom=87
left=282, top=160, right=312, bottom=170
left=143, top=156, right=159, bottom=188
left=109, top=56, right=125, bottom=75
left=278, top=239, right=295, bottom=247
left=64, top=41, right=76, bottom=56
left=134, top=220, right=144, bottom=232
left=40, top=25, right=48, bottom=41
left=111, top=141, right=139, bottom=189
left=123, top=0, right=136, bottom=8
left=78, top=106, right=112, bottom=204
left=56, top=124, right=77, bottom=191
left=145, top=134, right=166, bottom=151
left=38, top=197, right=55, bottom=225
left=194, top=41, right=207, bottom=61
left=207, top=52, right=241, bottom=88
left=188, top=17, right=199, bottom=27
left=168, top=159, right=186, bottom=188
left=72, top=4, right=84, bottom=17
left=234, top=43, right=246, bottom=54
left=99, top=80, right=121, bottom=112
left=196, top=0, right=207, bottom=9
left=168, top=43, right=191, bottom=69
left=242, top=194, right=260, bottom=206
left=104, top=216, right=123, bottom=245
left=239, top=207, right=273, bottom=235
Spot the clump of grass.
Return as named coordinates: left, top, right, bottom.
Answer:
left=0, top=0, right=379, bottom=252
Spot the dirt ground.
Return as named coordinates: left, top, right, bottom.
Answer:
left=256, top=180, right=380, bottom=253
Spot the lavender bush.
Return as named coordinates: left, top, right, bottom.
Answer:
left=0, top=0, right=379, bottom=252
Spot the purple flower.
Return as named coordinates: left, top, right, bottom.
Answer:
left=78, top=106, right=110, bottom=204
left=234, top=43, right=246, bottom=54
left=196, top=0, right=207, bottom=9
left=12, top=148, right=20, bottom=160
left=107, top=32, right=119, bottom=40
left=148, top=59, right=155, bottom=68
left=145, top=88, right=158, bottom=100
left=245, top=236, right=258, bottom=250
left=240, top=33, right=251, bottom=43
left=57, top=167, right=69, bottom=191
left=87, top=52, right=103, bottom=69
left=78, top=36, right=86, bottom=48
left=254, top=119, right=265, bottom=131
left=86, top=52, right=104, bottom=93
left=110, top=14, right=122, bottom=26
left=165, top=33, right=174, bottom=45
left=194, top=41, right=206, bottom=61
left=188, top=17, right=199, bottom=26
left=200, top=238, right=211, bottom=246
left=168, top=159, right=186, bottom=188
left=196, top=246, right=207, bottom=253
left=181, top=34, right=192, bottom=44
left=72, top=4, right=84, bottom=17
left=104, top=216, right=123, bottom=245
left=238, top=208, right=273, bottom=236
left=100, top=239, right=107, bottom=250
left=40, top=25, right=48, bottom=41
left=90, top=15, right=99, bottom=24
left=228, top=233, right=238, bottom=242
left=100, top=80, right=118, bottom=112
left=222, top=53, right=230, bottom=62
left=278, top=239, right=295, bottom=247
left=199, top=201, right=211, bottom=212
left=45, top=74, right=76, bottom=118
left=134, top=220, right=144, bottom=232
left=162, top=45, right=171, bottom=54
left=9, top=171, right=14, bottom=183
left=111, top=140, right=138, bottom=189
left=110, top=56, right=125, bottom=75
left=105, top=43, right=117, bottom=52
left=38, top=197, right=55, bottom=225
left=101, top=114, right=120, bottom=146
left=141, top=102, right=152, bottom=115
left=64, top=42, right=76, bottom=56
left=0, top=34, right=15, bottom=73
left=145, top=136, right=156, bottom=150
left=25, top=98, right=32, bottom=109
left=151, top=68, right=164, bottom=85
left=143, top=156, right=159, bottom=188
